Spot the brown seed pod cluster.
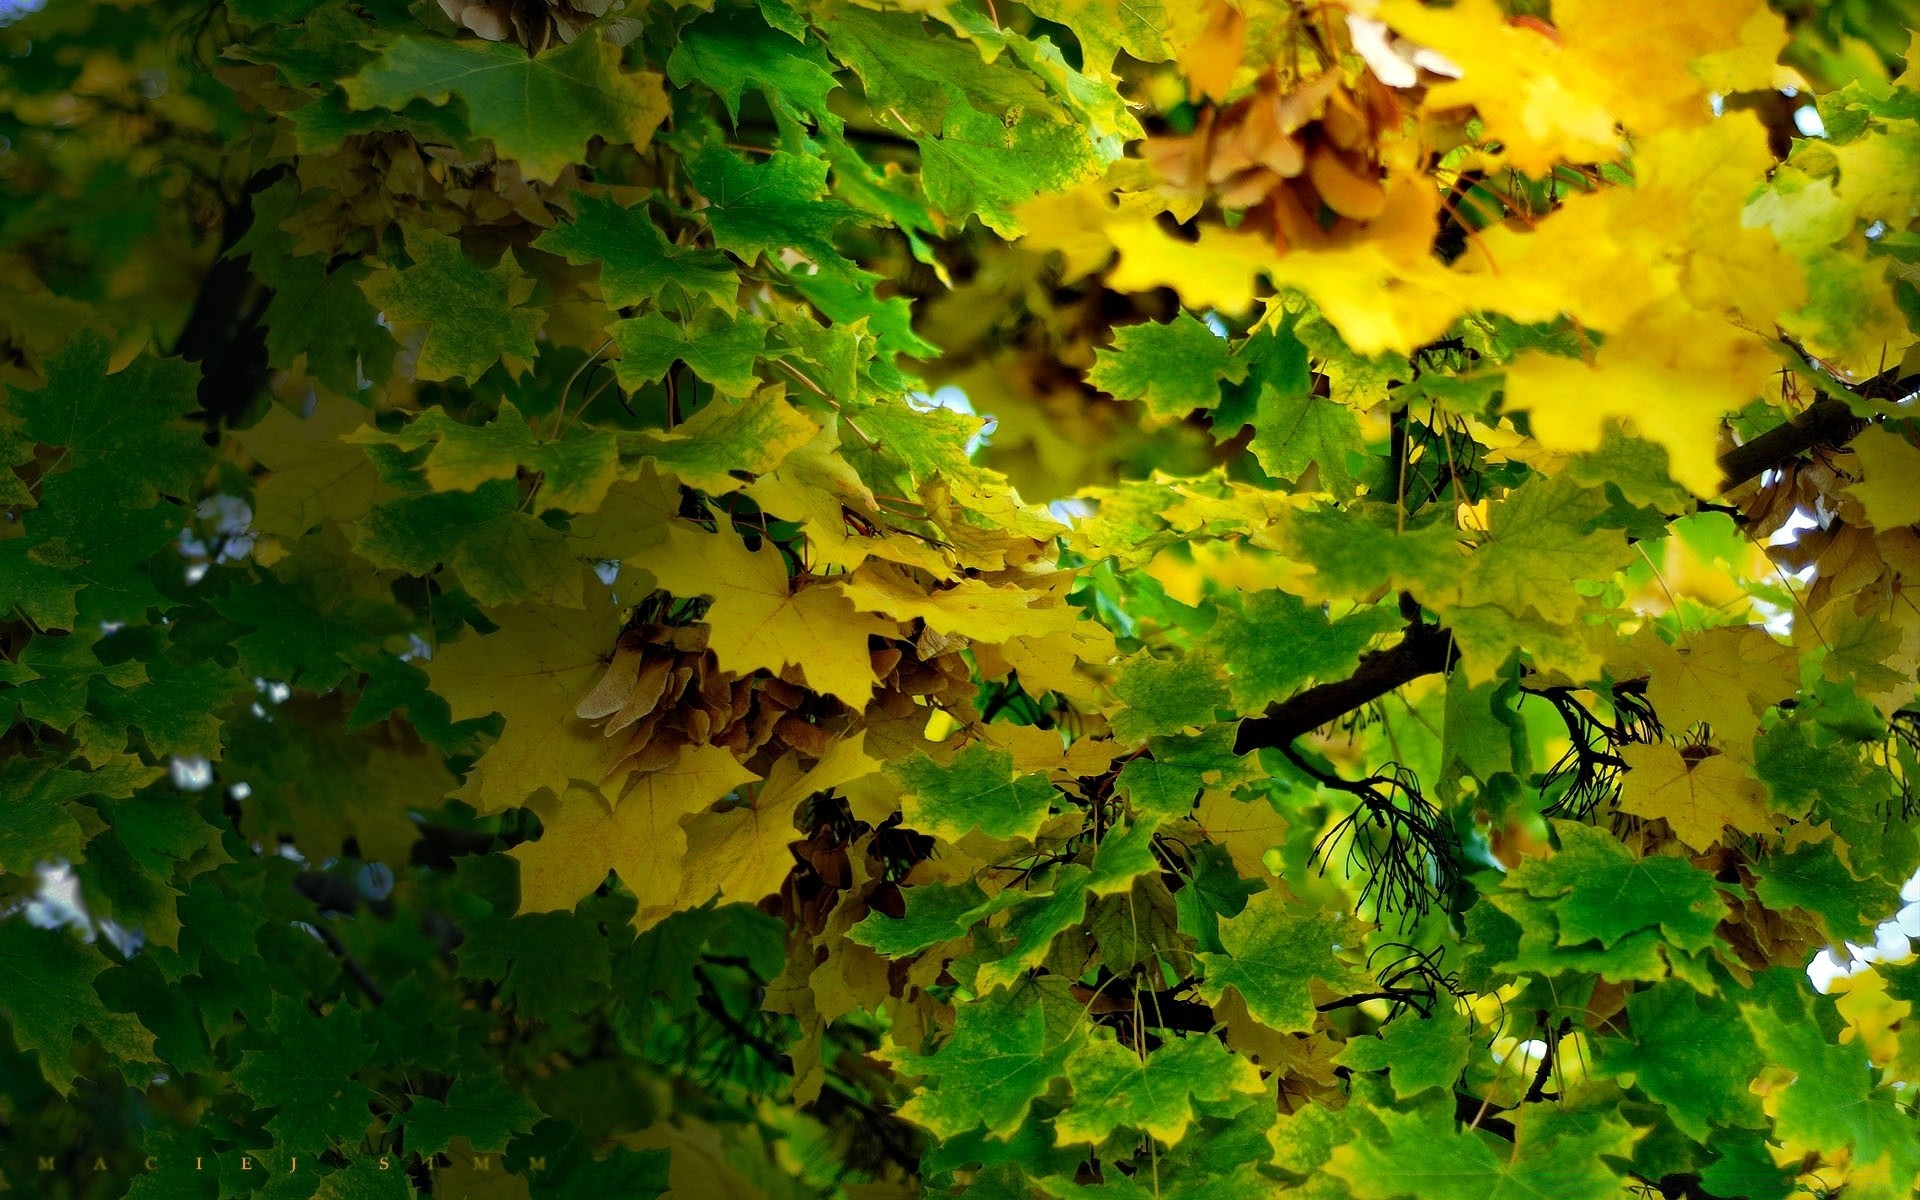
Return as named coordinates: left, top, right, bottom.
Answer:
left=1145, top=69, right=1410, bottom=251
left=574, top=596, right=978, bottom=779
left=438, top=0, right=618, bottom=53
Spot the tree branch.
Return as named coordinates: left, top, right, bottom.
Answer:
left=1233, top=620, right=1456, bottom=754
left=1237, top=367, right=1914, bottom=758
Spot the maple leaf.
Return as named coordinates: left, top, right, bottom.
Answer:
left=687, top=144, right=864, bottom=276
left=1330, top=1094, right=1641, bottom=1200
left=1335, top=1007, right=1474, bottom=1100
left=891, top=986, right=1084, bottom=1138
left=344, top=33, right=668, bottom=181
left=511, top=745, right=761, bottom=917
left=676, top=734, right=878, bottom=909
left=1056, top=1031, right=1264, bottom=1145
left=348, top=398, right=618, bottom=513
left=1507, top=820, right=1727, bottom=952
left=610, top=308, right=771, bottom=397
left=631, top=387, right=819, bottom=495
left=1590, top=983, right=1765, bottom=1139
left=359, top=228, right=546, bottom=384
left=532, top=192, right=739, bottom=311
left=0, top=922, right=157, bottom=1095
left=236, top=393, right=387, bottom=545
left=1197, top=891, right=1356, bottom=1033
left=892, top=741, right=1056, bottom=842
left=10, top=332, right=206, bottom=504
left=425, top=594, right=621, bottom=815
left=646, top=520, right=894, bottom=706
left=1086, top=312, right=1247, bottom=418
left=1618, top=743, right=1776, bottom=852
left=1847, top=427, right=1920, bottom=530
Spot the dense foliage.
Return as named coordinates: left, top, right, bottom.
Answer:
left=3, top=0, right=1920, bottom=1196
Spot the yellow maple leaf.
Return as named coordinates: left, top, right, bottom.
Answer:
left=1634, top=625, right=1797, bottom=753
left=840, top=562, right=1082, bottom=643
left=1618, top=743, right=1775, bottom=851
left=1105, top=213, right=1270, bottom=317
left=676, top=733, right=880, bottom=910
left=646, top=520, right=896, bottom=705
left=511, top=744, right=760, bottom=915
left=1847, top=428, right=1920, bottom=531
left=426, top=592, right=622, bottom=815
left=235, top=392, right=387, bottom=550
left=1375, top=0, right=1621, bottom=174
left=1556, top=0, right=1788, bottom=136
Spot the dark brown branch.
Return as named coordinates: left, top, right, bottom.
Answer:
left=1718, top=355, right=1918, bottom=493
left=1233, top=620, right=1457, bottom=754
left=1236, top=368, right=1914, bottom=758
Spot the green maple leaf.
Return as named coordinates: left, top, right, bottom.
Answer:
left=1330, top=1096, right=1639, bottom=1200
left=0, top=758, right=95, bottom=875
left=348, top=399, right=619, bottom=513
left=1110, top=653, right=1229, bottom=742
left=0, top=923, right=156, bottom=1094
left=1739, top=969, right=1914, bottom=1172
left=352, top=480, right=584, bottom=608
left=687, top=144, right=864, bottom=275
left=1282, top=506, right=1465, bottom=601
left=1205, top=591, right=1397, bottom=714
left=1197, top=890, right=1355, bottom=1033
left=893, top=742, right=1056, bottom=842
left=456, top=887, right=616, bottom=1023
left=258, top=255, right=393, bottom=394
left=1454, top=475, right=1635, bottom=624
left=234, top=994, right=375, bottom=1146
left=1251, top=385, right=1366, bottom=495
left=917, top=101, right=1107, bottom=235
left=974, top=817, right=1161, bottom=991
left=0, top=755, right=164, bottom=877
left=11, top=332, right=206, bottom=503
left=532, top=193, right=739, bottom=311
left=1335, top=1008, right=1473, bottom=1099
left=210, top=568, right=412, bottom=692
left=83, top=659, right=243, bottom=759
left=1590, top=982, right=1764, bottom=1140
left=893, top=986, right=1083, bottom=1138
left=1115, top=754, right=1210, bottom=817
left=343, top=33, right=668, bottom=181
left=0, top=472, right=185, bottom=630
left=627, top=389, right=819, bottom=495
left=1484, top=890, right=1674, bottom=985
left=400, top=1075, right=543, bottom=1156
left=1, top=631, right=142, bottom=732
left=849, top=880, right=1001, bottom=956
left=359, top=229, right=546, bottom=384
left=610, top=308, right=771, bottom=397
left=667, top=10, right=841, bottom=131
left=1751, top=838, right=1890, bottom=943
left=1057, top=1030, right=1264, bottom=1145
left=1087, top=313, right=1246, bottom=418
left=1507, top=820, right=1727, bottom=952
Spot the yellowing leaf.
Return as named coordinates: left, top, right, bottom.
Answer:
left=1636, top=625, right=1797, bottom=753
left=1618, top=743, right=1776, bottom=851
left=512, top=743, right=760, bottom=916
left=840, top=562, right=1081, bottom=642
left=236, top=393, right=385, bottom=546
left=1847, top=428, right=1920, bottom=530
left=426, top=594, right=621, bottom=815
left=677, top=734, right=879, bottom=909
left=1377, top=0, right=1621, bottom=174
left=646, top=521, right=896, bottom=705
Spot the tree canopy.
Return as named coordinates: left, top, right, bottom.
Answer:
left=3, top=0, right=1920, bottom=1198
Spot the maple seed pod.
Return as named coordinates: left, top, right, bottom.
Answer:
left=1307, top=146, right=1389, bottom=222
